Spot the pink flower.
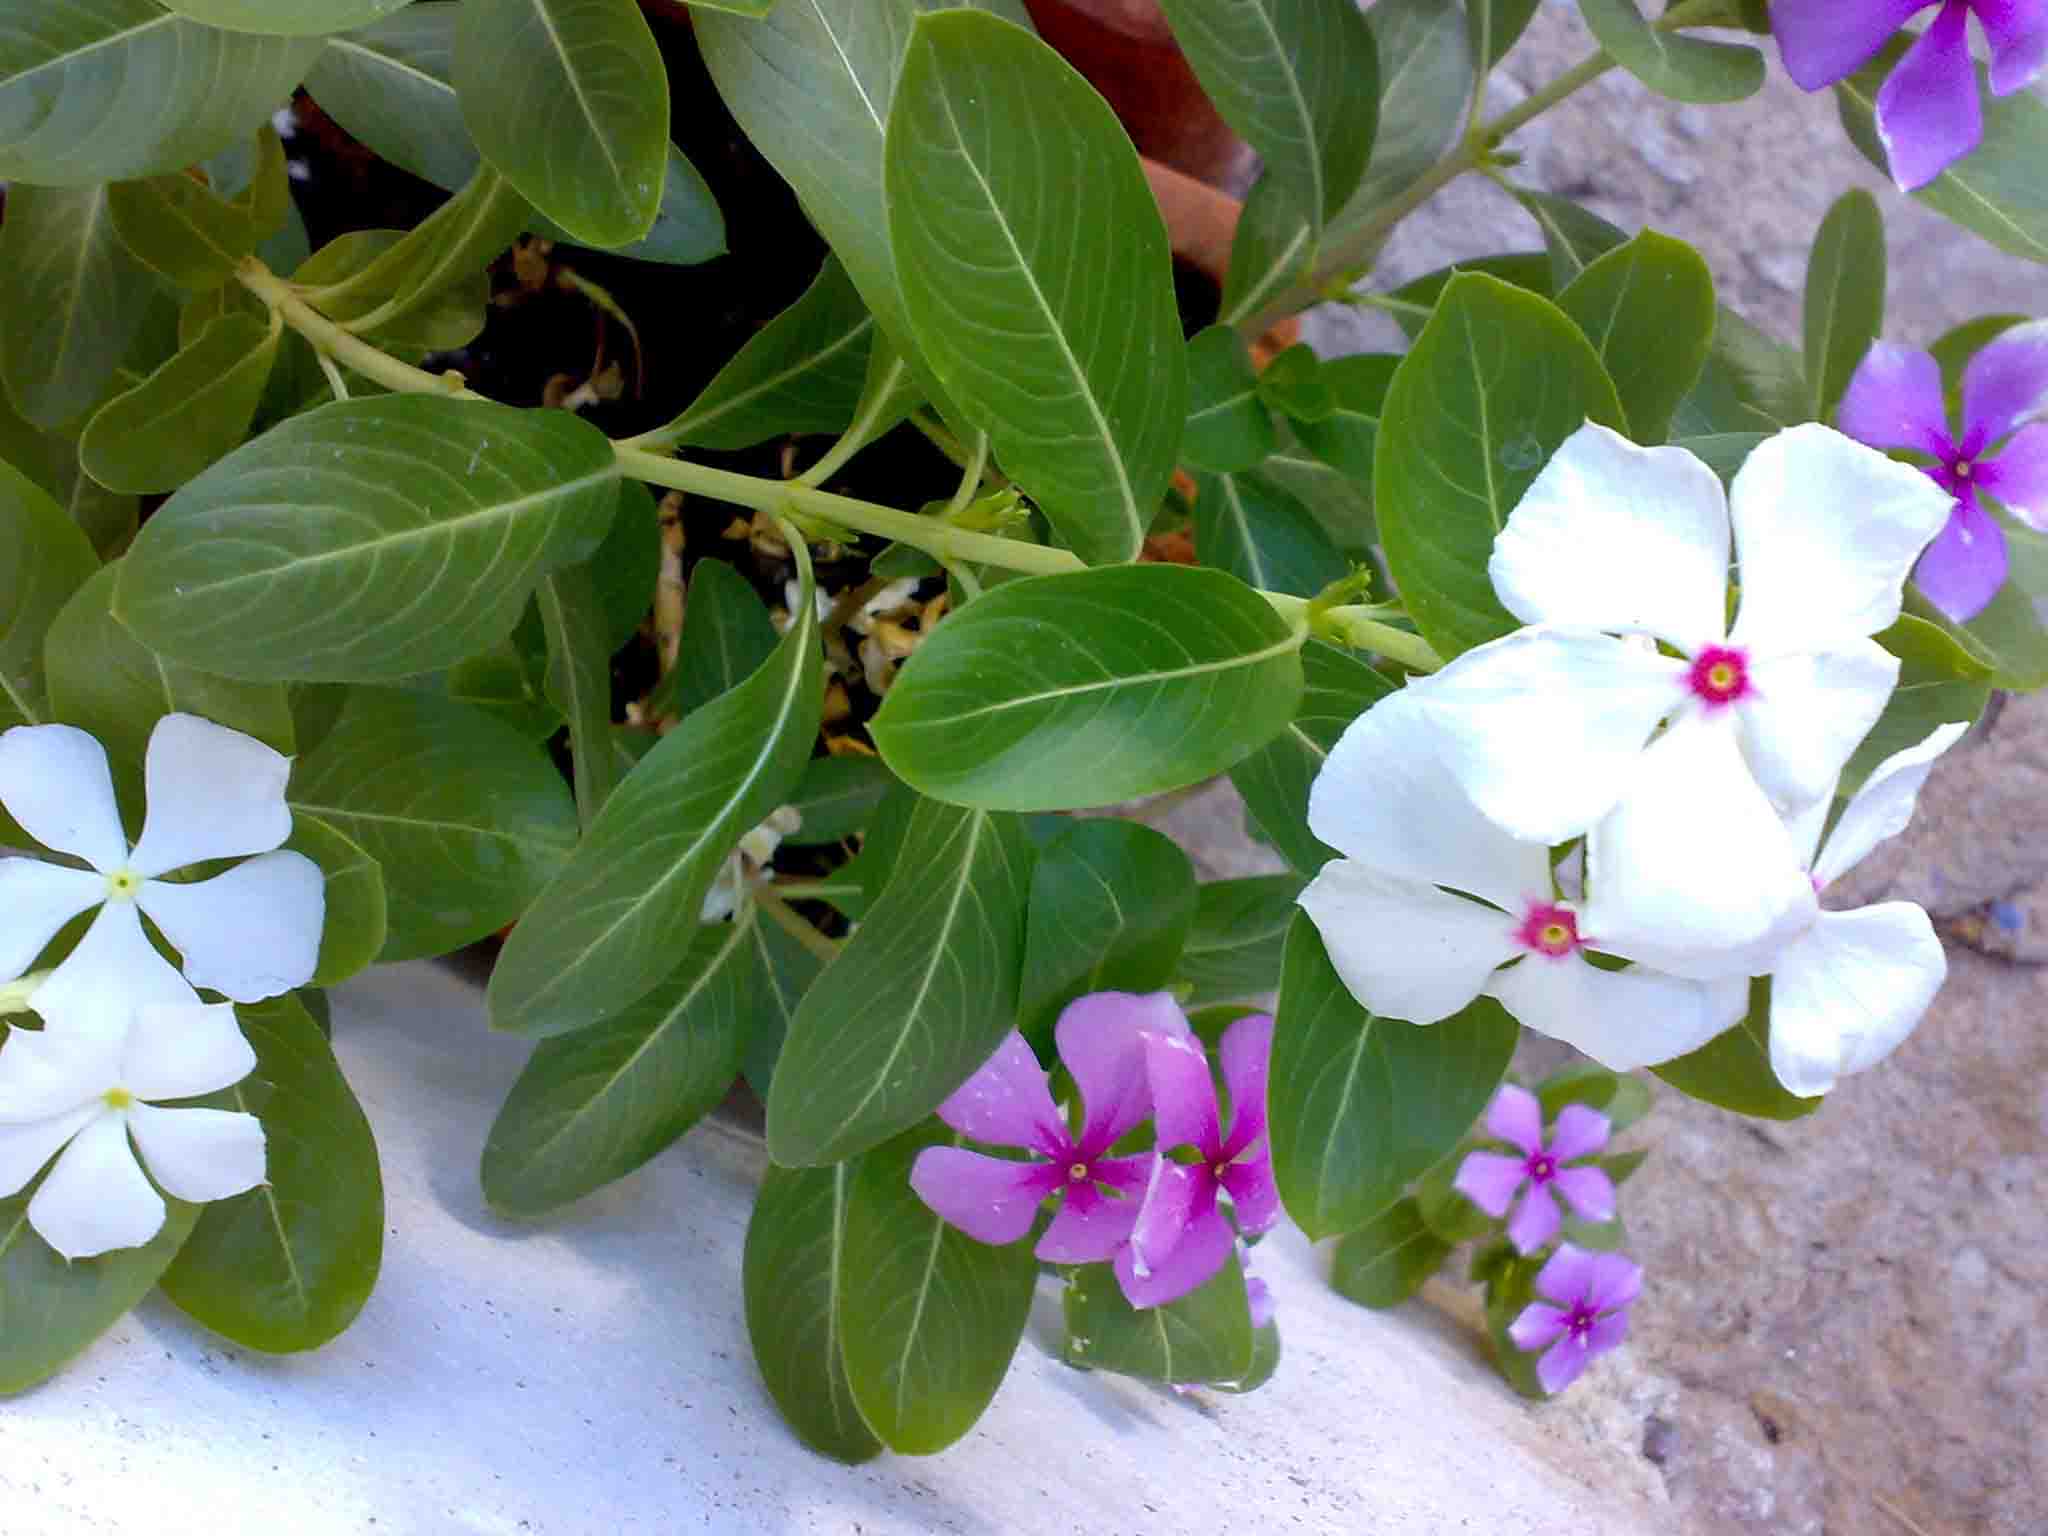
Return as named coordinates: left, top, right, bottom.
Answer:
left=1508, top=1243, right=1643, bottom=1394
left=1453, top=1084, right=1617, bottom=1254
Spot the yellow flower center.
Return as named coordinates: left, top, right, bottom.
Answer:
left=106, top=868, right=140, bottom=901
left=103, top=1087, right=135, bottom=1110
left=1068, top=1162, right=1089, bottom=1182
left=1540, top=921, right=1572, bottom=950
left=1706, top=662, right=1737, bottom=693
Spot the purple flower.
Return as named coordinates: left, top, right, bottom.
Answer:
left=908, top=992, right=1181, bottom=1262
left=1837, top=324, right=2048, bottom=620
left=1239, top=1242, right=1276, bottom=1330
left=1773, top=0, right=2046, bottom=189
left=1453, top=1084, right=1618, bottom=1254
left=1507, top=1243, right=1643, bottom=1395
left=1114, top=1012, right=1281, bottom=1309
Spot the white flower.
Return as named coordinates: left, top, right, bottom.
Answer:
left=1299, top=692, right=1746, bottom=1069
left=0, top=991, right=265, bottom=1259
left=700, top=805, right=803, bottom=922
left=0, top=715, right=324, bottom=1007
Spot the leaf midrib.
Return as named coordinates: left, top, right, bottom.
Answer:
left=2, top=13, right=178, bottom=92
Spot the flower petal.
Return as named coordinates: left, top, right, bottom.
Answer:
left=136, top=849, right=325, bottom=1003
left=1536, top=1335, right=1594, bottom=1394
left=1489, top=423, right=1733, bottom=653
left=1768, top=904, right=1946, bottom=1097
left=908, top=1146, right=1060, bottom=1245
left=1486, top=1083, right=1544, bottom=1155
left=1143, top=1025, right=1221, bottom=1159
left=1981, top=423, right=2048, bottom=526
left=1584, top=1251, right=1645, bottom=1311
left=1815, top=722, right=1968, bottom=889
left=1533, top=1241, right=1600, bottom=1306
left=1299, top=860, right=1519, bottom=1025
left=0, top=1011, right=123, bottom=1122
left=120, top=1001, right=257, bottom=1102
left=1913, top=493, right=2009, bottom=622
left=1506, top=1183, right=1561, bottom=1254
left=1035, top=1176, right=1142, bottom=1264
left=1738, top=640, right=1900, bottom=812
left=1727, top=424, right=1954, bottom=654
left=1115, top=1199, right=1235, bottom=1310
left=1835, top=342, right=1950, bottom=455
left=1769, top=0, right=1927, bottom=88
left=31, top=900, right=198, bottom=1018
left=1875, top=0, right=1981, bottom=191
left=0, top=859, right=105, bottom=983
left=1216, top=1012, right=1273, bottom=1158
left=1551, top=1165, right=1617, bottom=1225
left=1546, top=1102, right=1611, bottom=1161
left=1980, top=0, right=2048, bottom=93
left=1308, top=688, right=1554, bottom=909
left=933, top=1032, right=1065, bottom=1155
left=1963, top=319, right=2048, bottom=446
left=0, top=724, right=127, bottom=871
left=1507, top=1301, right=1569, bottom=1353
left=1488, top=953, right=1747, bottom=1070
left=1245, top=1271, right=1276, bottom=1331
left=27, top=1110, right=164, bottom=1260
left=126, top=1103, right=265, bottom=1202
left=0, top=1104, right=97, bottom=1197
left=126, top=714, right=295, bottom=878
left=1219, top=1151, right=1281, bottom=1236
left=1055, top=991, right=1183, bottom=1157
left=1400, top=630, right=1690, bottom=846
left=1453, top=1151, right=1528, bottom=1218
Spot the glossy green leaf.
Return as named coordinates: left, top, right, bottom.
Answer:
left=1177, top=874, right=1303, bottom=1004
left=483, top=916, right=754, bottom=1216
left=1802, top=190, right=1887, bottom=424
left=739, top=902, right=823, bottom=1097
left=78, top=313, right=278, bottom=495
left=288, top=812, right=388, bottom=988
left=1555, top=229, right=1714, bottom=444
left=743, top=1163, right=884, bottom=1463
left=1336, top=0, right=1470, bottom=240
left=163, top=0, right=412, bottom=32
left=288, top=686, right=578, bottom=960
left=887, top=12, right=1185, bottom=566
left=816, top=780, right=921, bottom=924
left=1290, top=353, right=1396, bottom=483
left=285, top=229, right=483, bottom=357
left=454, top=0, right=668, bottom=247
left=0, top=388, right=136, bottom=556
left=872, top=565, right=1303, bottom=810
left=1218, top=173, right=1317, bottom=328
left=1413, top=1149, right=1494, bottom=1243
left=592, top=479, right=659, bottom=652
left=1377, top=272, right=1625, bottom=659
left=1269, top=913, right=1518, bottom=1240
left=1533, top=1061, right=1654, bottom=1133
left=1256, top=345, right=1332, bottom=424
left=1018, top=818, right=1198, bottom=1046
left=1182, top=325, right=1274, bottom=475
left=115, top=395, right=620, bottom=681
left=1379, top=252, right=1555, bottom=341
left=837, top=1121, right=1037, bottom=1453
left=1257, top=443, right=1375, bottom=555
left=0, top=458, right=97, bottom=729
left=1330, top=1199, right=1451, bottom=1309
left=159, top=994, right=384, bottom=1352
left=785, top=755, right=898, bottom=845
left=106, top=172, right=258, bottom=290
left=1063, top=1250, right=1253, bottom=1384
left=536, top=562, right=617, bottom=827
left=1193, top=469, right=1349, bottom=598
left=1466, top=0, right=1537, bottom=69
left=654, top=556, right=779, bottom=721
left=1842, top=616, right=1991, bottom=793
left=1675, top=430, right=1768, bottom=484
left=1579, top=0, right=1764, bottom=102
left=487, top=548, right=822, bottom=1038
left=1651, top=981, right=1822, bottom=1121
left=1930, top=314, right=2026, bottom=400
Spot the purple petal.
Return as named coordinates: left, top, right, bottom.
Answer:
left=1506, top=1183, right=1562, bottom=1255
left=1536, top=1334, right=1594, bottom=1395
left=1507, top=1301, right=1569, bottom=1353
left=1056, top=991, right=1183, bottom=1156
left=1035, top=1177, right=1142, bottom=1264
left=1584, top=1252, right=1645, bottom=1312
left=934, top=1031, right=1068, bottom=1155
left=1245, top=1272, right=1276, bottom=1331
left=1113, top=1203, right=1236, bottom=1310
left=1835, top=342, right=1950, bottom=454
left=1770, top=0, right=1927, bottom=88
left=1584, top=1310, right=1631, bottom=1355
left=1484, top=1083, right=1545, bottom=1155
left=1963, top=321, right=2048, bottom=446
left=1452, top=1150, right=1529, bottom=1218
left=1143, top=1026, right=1223, bottom=1160
left=1546, top=1102, right=1611, bottom=1161
left=1533, top=1242, right=1601, bottom=1307
left=1091, top=1151, right=1155, bottom=1197
left=1875, top=0, right=1982, bottom=191
left=1128, top=1158, right=1207, bottom=1267
left=908, top=1146, right=1061, bottom=1245
left=1219, top=1151, right=1282, bottom=1236
left=1551, top=1165, right=1618, bottom=1225
left=1216, top=1012, right=1273, bottom=1158
left=1913, top=493, right=2009, bottom=621
left=1982, top=423, right=2048, bottom=526
left=1977, top=0, right=2048, bottom=93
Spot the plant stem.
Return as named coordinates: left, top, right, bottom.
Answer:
left=237, top=258, right=485, bottom=401
left=1266, top=593, right=1443, bottom=671
left=750, top=885, right=842, bottom=965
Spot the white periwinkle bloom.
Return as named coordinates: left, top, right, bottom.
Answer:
left=701, top=805, right=803, bottom=922
left=0, top=992, right=265, bottom=1259
left=0, top=715, right=324, bottom=1005
left=1300, top=692, right=1745, bottom=1069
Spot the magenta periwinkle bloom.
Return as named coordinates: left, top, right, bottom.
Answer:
left=1838, top=323, right=2048, bottom=621
left=1454, top=1084, right=1617, bottom=1254
left=1115, top=1012, right=1281, bottom=1309
left=1508, top=1243, right=1643, bottom=1395
left=1773, top=0, right=2047, bottom=189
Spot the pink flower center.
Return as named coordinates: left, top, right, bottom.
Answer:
left=1516, top=902, right=1582, bottom=959
left=1687, top=644, right=1750, bottom=708
left=1524, top=1151, right=1558, bottom=1185
left=1562, top=1299, right=1600, bottom=1343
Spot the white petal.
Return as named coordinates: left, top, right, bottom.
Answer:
left=1814, top=722, right=1969, bottom=889
left=27, top=1111, right=165, bottom=1259
left=121, top=1002, right=257, bottom=1102
left=127, top=1103, right=266, bottom=1203
left=1489, top=422, right=1733, bottom=653
left=138, top=849, right=325, bottom=1002
left=1582, top=715, right=1818, bottom=980
left=0, top=723, right=129, bottom=871
left=1783, top=791, right=1834, bottom=872
left=0, top=1104, right=97, bottom=1198
left=30, top=901, right=199, bottom=1018
left=0, top=859, right=105, bottom=982
left=1488, top=955, right=1748, bottom=1071
left=1737, top=641, right=1900, bottom=812
left=0, top=1011, right=123, bottom=1122
left=128, top=714, right=294, bottom=878
left=1727, top=424, right=1953, bottom=654
left=1768, top=904, right=1945, bottom=1097
left=1298, top=860, right=1519, bottom=1024
left=1307, top=691, right=1550, bottom=911
left=1402, top=627, right=1689, bottom=844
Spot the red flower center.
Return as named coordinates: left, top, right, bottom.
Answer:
left=1516, top=902, right=1582, bottom=959
left=1687, top=644, right=1750, bottom=708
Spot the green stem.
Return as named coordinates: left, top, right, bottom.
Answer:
left=1266, top=593, right=1443, bottom=671
left=751, top=885, right=842, bottom=965
left=238, top=257, right=483, bottom=401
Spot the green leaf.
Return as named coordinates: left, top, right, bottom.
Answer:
left=1930, top=314, right=2026, bottom=401
left=1911, top=508, right=2048, bottom=690
left=1555, top=229, right=1714, bottom=444
left=1218, top=173, right=1317, bottom=328
left=288, top=686, right=579, bottom=960
left=1651, top=980, right=1822, bottom=1121
left=106, top=172, right=259, bottom=290
left=1290, top=353, right=1396, bottom=483
left=1182, top=325, right=1274, bottom=475
left=286, top=228, right=484, bottom=356
left=1192, top=469, right=1349, bottom=598
left=872, top=565, right=1304, bottom=811
left=1578, top=0, right=1764, bottom=102
left=1063, top=1249, right=1253, bottom=1384
left=1177, top=874, right=1303, bottom=1004
left=738, top=901, right=823, bottom=1096
left=768, top=798, right=1033, bottom=1165
left=1842, top=615, right=1992, bottom=793
left=1379, top=252, right=1555, bottom=341
left=1413, top=1149, right=1495, bottom=1242
left=0, top=458, right=97, bottom=728
left=1466, top=0, right=1538, bottom=69
left=743, top=1164, right=884, bottom=1463
left=1673, top=302, right=1810, bottom=435
left=1803, top=190, right=1886, bottom=423
left=887, top=11, right=1185, bottom=566
left=483, top=916, right=754, bottom=1217
left=1335, top=0, right=1471, bottom=240
left=162, top=0, right=413, bottom=32
left=785, top=755, right=899, bottom=845
left=1268, top=913, right=1518, bottom=1240
left=1256, top=344, right=1332, bottom=423
left=0, top=5, right=316, bottom=185
left=837, top=1121, right=1038, bottom=1453
left=1675, top=430, right=1768, bottom=484
left=0, top=389, right=136, bottom=556
left=453, top=0, right=668, bottom=248
left=1257, top=443, right=1375, bottom=555
left=1228, top=641, right=1395, bottom=876
left=592, top=478, right=659, bottom=652
left=1376, top=272, right=1625, bottom=659
left=115, top=395, right=621, bottom=681
left=487, top=546, right=822, bottom=1038
left=1330, top=1199, right=1453, bottom=1309
left=1533, top=1061, right=1653, bottom=1133
left=1018, top=818, right=1198, bottom=1046
left=536, top=562, right=618, bottom=828
left=159, top=994, right=384, bottom=1352
left=1155, top=0, right=1380, bottom=225
left=288, top=812, right=388, bottom=988
left=78, top=313, right=279, bottom=495
left=0, top=184, right=162, bottom=429
left=656, top=556, right=781, bottom=720
left=817, top=779, right=921, bottom=923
